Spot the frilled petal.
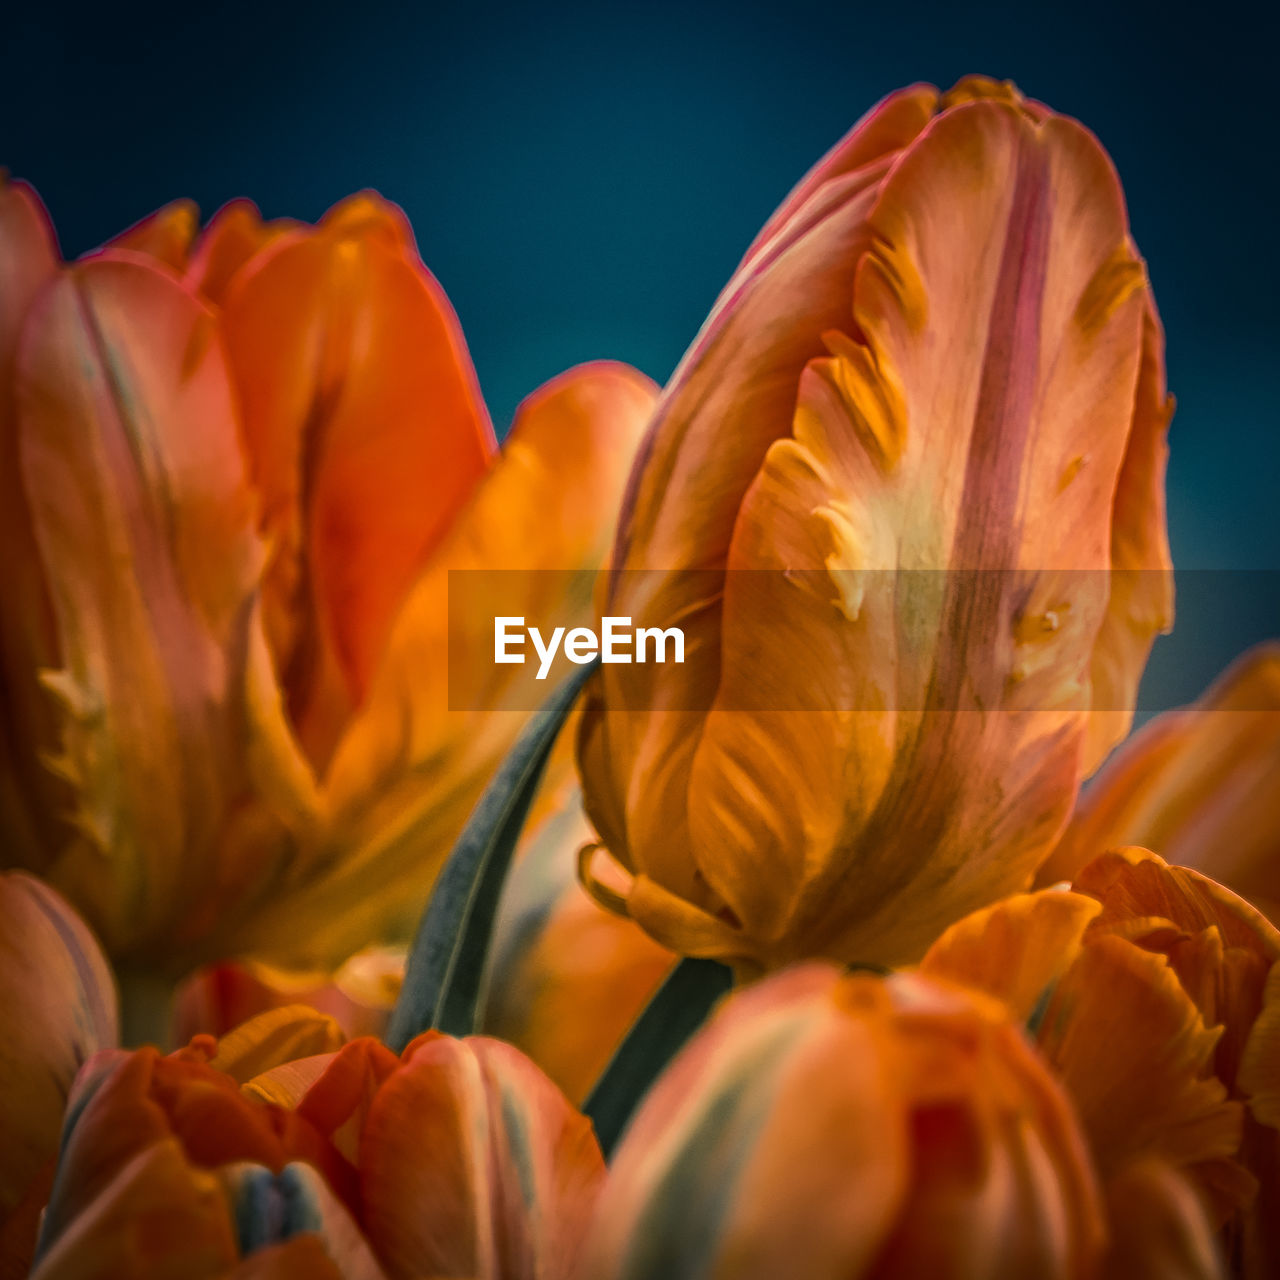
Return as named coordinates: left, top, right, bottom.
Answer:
left=0, top=177, right=65, bottom=870
left=14, top=253, right=316, bottom=965
left=224, top=361, right=655, bottom=967
left=0, top=874, right=117, bottom=1273
left=1040, top=646, right=1280, bottom=913
left=919, top=889, right=1102, bottom=1020
left=219, top=192, right=497, bottom=769
left=1036, top=935, right=1246, bottom=1216
left=1073, top=847, right=1280, bottom=1090
left=357, top=1033, right=604, bottom=1280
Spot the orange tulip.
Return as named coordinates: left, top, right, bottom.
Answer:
left=0, top=873, right=117, bottom=1279
left=578, top=76, right=1172, bottom=973
left=33, top=1007, right=604, bottom=1280
left=1039, top=644, right=1280, bottom=919
left=482, top=792, right=675, bottom=1104
left=582, top=962, right=1210, bottom=1279
left=0, top=175, right=655, bottom=983
left=923, top=847, right=1280, bottom=1272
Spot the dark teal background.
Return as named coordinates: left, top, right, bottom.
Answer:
left=5, top=0, right=1276, bottom=710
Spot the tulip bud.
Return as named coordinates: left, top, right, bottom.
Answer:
left=579, top=77, right=1172, bottom=971
left=580, top=964, right=1106, bottom=1279
left=34, top=1012, right=603, bottom=1280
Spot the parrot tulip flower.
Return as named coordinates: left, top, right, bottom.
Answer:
left=32, top=1008, right=604, bottom=1280
left=1038, top=644, right=1280, bottom=919
left=923, top=848, right=1280, bottom=1274
left=579, top=962, right=1224, bottom=1279
left=578, top=76, right=1173, bottom=972
left=0, top=873, right=118, bottom=1278
left=0, top=175, right=655, bottom=986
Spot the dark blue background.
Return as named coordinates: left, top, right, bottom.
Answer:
left=5, top=0, right=1276, bottom=711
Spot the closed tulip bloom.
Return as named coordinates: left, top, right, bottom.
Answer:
left=1038, top=644, right=1280, bottom=919
left=33, top=1009, right=603, bottom=1280
left=0, top=177, right=655, bottom=980
left=581, top=964, right=1108, bottom=1279
left=0, top=874, right=117, bottom=1278
left=578, top=76, right=1172, bottom=971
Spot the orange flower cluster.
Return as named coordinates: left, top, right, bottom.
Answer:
left=3, top=74, right=1278, bottom=1279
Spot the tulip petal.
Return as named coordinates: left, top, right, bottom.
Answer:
left=295, top=1037, right=400, bottom=1164
left=176, top=1006, right=344, bottom=1086
left=1241, top=963, right=1280, bottom=1130
left=0, top=875, right=117, bottom=1225
left=359, top=1034, right=604, bottom=1280
left=0, top=177, right=65, bottom=868
left=220, top=194, right=497, bottom=768
left=919, top=890, right=1102, bottom=1021
left=1075, top=847, right=1280, bottom=1090
left=220, top=1236, right=346, bottom=1279
left=184, top=199, right=300, bottom=307
left=15, top=253, right=312, bottom=963
left=1101, top=1161, right=1225, bottom=1280
left=105, top=200, right=199, bottom=272
left=1082, top=302, right=1175, bottom=770
left=1040, top=645, right=1280, bottom=911
left=31, top=1139, right=238, bottom=1280
left=1036, top=934, right=1246, bottom=1216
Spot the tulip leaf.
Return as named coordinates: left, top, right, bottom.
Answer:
left=386, top=661, right=597, bottom=1051
left=585, top=956, right=734, bottom=1159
